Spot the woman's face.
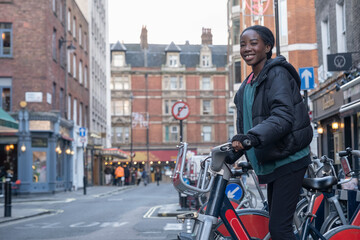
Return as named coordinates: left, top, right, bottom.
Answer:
left=240, top=29, right=271, bottom=69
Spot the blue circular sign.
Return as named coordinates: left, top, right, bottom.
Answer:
left=225, top=183, right=243, bottom=200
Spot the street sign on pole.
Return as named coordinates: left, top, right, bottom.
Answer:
left=171, top=101, right=190, bottom=120
left=79, top=127, right=86, bottom=137
left=299, top=67, right=315, bottom=90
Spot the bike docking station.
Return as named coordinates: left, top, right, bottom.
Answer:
left=171, top=100, right=191, bottom=211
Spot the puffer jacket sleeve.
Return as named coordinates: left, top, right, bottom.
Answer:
left=248, top=67, right=295, bottom=146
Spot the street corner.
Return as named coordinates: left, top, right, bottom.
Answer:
left=0, top=208, right=58, bottom=224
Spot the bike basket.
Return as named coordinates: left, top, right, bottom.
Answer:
left=172, top=142, right=214, bottom=197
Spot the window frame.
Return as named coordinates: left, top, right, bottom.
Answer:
left=0, top=23, right=13, bottom=57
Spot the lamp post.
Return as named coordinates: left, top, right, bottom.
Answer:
left=130, top=93, right=134, bottom=168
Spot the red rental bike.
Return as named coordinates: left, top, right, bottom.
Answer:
left=172, top=142, right=360, bottom=240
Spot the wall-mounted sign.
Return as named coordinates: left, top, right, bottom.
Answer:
left=25, top=92, right=43, bottom=102
left=29, top=120, right=52, bottom=131
left=327, top=53, right=352, bottom=71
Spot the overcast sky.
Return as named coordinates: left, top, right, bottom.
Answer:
left=108, top=0, right=228, bottom=45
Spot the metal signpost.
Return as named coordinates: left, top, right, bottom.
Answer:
left=171, top=101, right=190, bottom=142
left=79, top=127, right=87, bottom=195
left=172, top=101, right=190, bottom=210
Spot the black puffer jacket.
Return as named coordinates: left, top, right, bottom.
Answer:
left=234, top=56, right=313, bottom=163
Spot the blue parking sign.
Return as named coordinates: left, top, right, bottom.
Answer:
left=299, top=67, right=315, bottom=90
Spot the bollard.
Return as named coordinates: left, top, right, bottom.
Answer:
left=83, top=176, right=87, bottom=195
left=4, top=178, right=11, bottom=217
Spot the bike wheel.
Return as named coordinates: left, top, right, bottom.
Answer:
left=320, top=211, right=347, bottom=234
left=323, top=225, right=360, bottom=239
left=214, top=209, right=269, bottom=239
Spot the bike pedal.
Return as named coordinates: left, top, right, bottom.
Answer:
left=176, top=211, right=199, bottom=220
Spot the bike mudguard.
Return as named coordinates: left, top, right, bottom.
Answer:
left=219, top=196, right=251, bottom=240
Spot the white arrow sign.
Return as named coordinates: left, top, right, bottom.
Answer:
left=301, top=69, right=312, bottom=89
left=227, top=186, right=240, bottom=199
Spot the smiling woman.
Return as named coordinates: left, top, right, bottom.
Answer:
left=231, top=25, right=313, bottom=240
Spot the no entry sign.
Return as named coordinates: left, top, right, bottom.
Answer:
left=172, top=101, right=190, bottom=120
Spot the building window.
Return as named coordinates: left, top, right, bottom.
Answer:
left=84, top=32, right=87, bottom=51
left=201, top=77, right=212, bottom=90
left=60, top=88, right=64, bottom=116
left=84, top=66, right=88, bottom=88
left=279, top=0, right=288, bottom=45
left=232, top=0, right=239, bottom=6
left=111, top=76, right=129, bottom=90
left=163, top=76, right=183, bottom=90
left=79, top=60, right=83, bottom=84
left=73, top=98, right=77, bottom=125
left=52, top=28, right=57, bottom=60
left=164, top=99, right=177, bottom=114
left=67, top=51, right=71, bottom=73
left=111, top=100, right=130, bottom=116
left=73, top=54, right=76, bottom=78
left=33, top=152, right=47, bottom=183
left=79, top=25, right=82, bottom=46
left=72, top=17, right=76, bottom=37
left=112, top=126, right=130, bottom=143
left=79, top=102, right=83, bottom=126
left=168, top=55, right=178, bottom=67
left=67, top=9, right=71, bottom=32
left=0, top=77, right=12, bottom=111
left=52, top=0, right=56, bottom=13
left=52, top=82, right=56, bottom=110
left=336, top=2, right=346, bottom=52
left=228, top=125, right=234, bottom=141
left=67, top=95, right=71, bottom=120
left=202, top=100, right=212, bottom=115
left=321, top=19, right=330, bottom=74
left=113, top=54, right=125, bottom=67
left=0, top=23, right=12, bottom=57
left=232, top=19, right=240, bottom=45
left=165, top=125, right=179, bottom=142
left=201, top=54, right=210, bottom=67
left=202, top=126, right=212, bottom=142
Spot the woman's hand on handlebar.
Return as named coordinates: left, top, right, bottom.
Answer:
left=231, top=133, right=259, bottom=151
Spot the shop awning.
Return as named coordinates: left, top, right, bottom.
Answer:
left=0, top=108, right=18, bottom=130
left=125, top=150, right=183, bottom=162
left=101, top=148, right=129, bottom=159
left=339, top=99, right=360, bottom=117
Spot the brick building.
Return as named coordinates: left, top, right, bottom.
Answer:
left=110, top=27, right=231, bottom=173
left=0, top=0, right=89, bottom=193
left=310, top=0, right=360, bottom=170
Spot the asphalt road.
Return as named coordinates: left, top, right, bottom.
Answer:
left=0, top=182, right=182, bottom=240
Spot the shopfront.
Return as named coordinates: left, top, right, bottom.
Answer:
left=16, top=107, right=74, bottom=193
left=310, top=78, right=344, bottom=163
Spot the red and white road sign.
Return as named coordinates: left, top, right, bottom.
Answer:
left=172, top=101, right=190, bottom=120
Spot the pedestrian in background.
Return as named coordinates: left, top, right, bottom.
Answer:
left=136, top=169, right=142, bottom=185
left=229, top=25, right=313, bottom=240
left=115, top=165, right=124, bottom=186
left=104, top=166, right=112, bottom=185
left=155, top=167, right=161, bottom=186
left=124, top=165, right=130, bottom=185
left=141, top=170, right=148, bottom=186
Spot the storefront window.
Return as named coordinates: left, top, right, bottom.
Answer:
left=33, top=151, right=47, bottom=183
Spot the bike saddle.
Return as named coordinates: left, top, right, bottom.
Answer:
left=237, top=161, right=253, bottom=171
left=302, top=176, right=338, bottom=192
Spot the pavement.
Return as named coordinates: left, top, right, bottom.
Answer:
left=0, top=185, right=135, bottom=224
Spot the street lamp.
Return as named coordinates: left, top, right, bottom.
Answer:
left=130, top=93, right=134, bottom=167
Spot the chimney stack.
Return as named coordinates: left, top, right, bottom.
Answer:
left=201, top=28, right=212, bottom=45
left=140, top=26, right=148, bottom=49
